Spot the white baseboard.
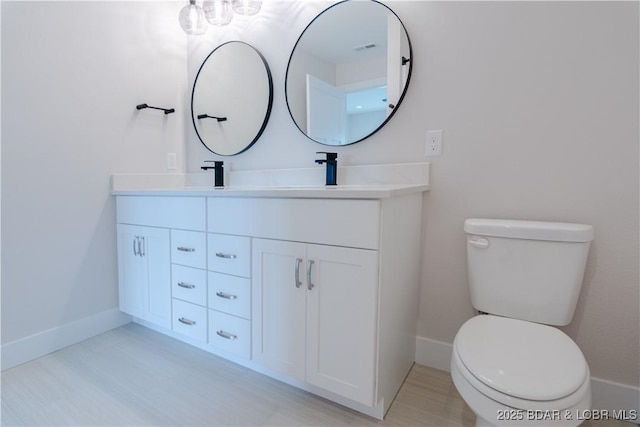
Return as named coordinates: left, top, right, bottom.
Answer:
left=1, top=308, right=131, bottom=371
left=415, top=335, right=454, bottom=372
left=415, top=336, right=640, bottom=417
left=591, top=377, right=640, bottom=420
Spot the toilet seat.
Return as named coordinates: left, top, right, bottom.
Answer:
left=454, top=315, right=589, bottom=408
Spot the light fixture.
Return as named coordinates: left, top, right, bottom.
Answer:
left=180, top=0, right=262, bottom=33
left=232, top=0, right=262, bottom=15
left=203, top=0, right=234, bottom=26
left=179, top=0, right=208, bottom=35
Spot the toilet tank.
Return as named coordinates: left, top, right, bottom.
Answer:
left=464, top=219, right=594, bottom=326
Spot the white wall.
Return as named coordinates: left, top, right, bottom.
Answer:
left=186, top=1, right=639, bottom=389
left=1, top=1, right=186, bottom=347
left=415, top=1, right=639, bottom=389
left=2, top=0, right=638, bottom=394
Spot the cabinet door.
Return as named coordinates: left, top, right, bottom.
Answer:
left=117, top=224, right=171, bottom=329
left=117, top=224, right=145, bottom=318
left=306, top=244, right=378, bottom=406
left=252, top=239, right=306, bottom=380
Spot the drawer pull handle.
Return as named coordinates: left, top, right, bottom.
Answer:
left=177, top=282, right=196, bottom=289
left=178, top=317, right=196, bottom=326
left=216, top=291, right=237, bottom=300
left=139, top=237, right=145, bottom=257
left=215, top=252, right=237, bottom=259
left=294, top=258, right=302, bottom=288
left=216, top=330, right=237, bottom=340
left=177, top=247, right=196, bottom=252
left=134, top=236, right=145, bottom=257
left=307, top=259, right=315, bottom=290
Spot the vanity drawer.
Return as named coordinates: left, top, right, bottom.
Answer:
left=172, top=299, right=207, bottom=342
left=208, top=310, right=251, bottom=359
left=117, top=196, right=206, bottom=231
left=207, top=234, right=251, bottom=277
left=171, top=230, right=206, bottom=269
left=207, top=198, right=380, bottom=250
left=208, top=272, right=251, bottom=320
left=172, top=265, right=207, bottom=306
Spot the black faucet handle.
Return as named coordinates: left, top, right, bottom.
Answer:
left=204, top=160, right=224, bottom=167
left=201, top=160, right=224, bottom=187
left=315, top=152, right=338, bottom=186
left=316, top=151, right=337, bottom=162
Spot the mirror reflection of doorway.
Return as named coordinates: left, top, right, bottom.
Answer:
left=307, top=75, right=388, bottom=146
left=345, top=86, right=387, bottom=142
left=306, top=74, right=346, bottom=145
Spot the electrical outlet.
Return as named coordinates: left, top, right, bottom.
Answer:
left=426, top=130, right=443, bottom=156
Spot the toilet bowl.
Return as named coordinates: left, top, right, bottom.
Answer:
left=451, top=315, right=591, bottom=426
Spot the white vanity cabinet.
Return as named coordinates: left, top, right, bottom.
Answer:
left=208, top=194, right=423, bottom=417
left=114, top=186, right=425, bottom=419
left=252, top=238, right=378, bottom=406
left=117, top=224, right=171, bottom=329
left=116, top=196, right=206, bottom=333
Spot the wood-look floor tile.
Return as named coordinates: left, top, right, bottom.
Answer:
left=2, top=324, right=636, bottom=427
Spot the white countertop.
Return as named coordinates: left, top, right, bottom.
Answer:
left=112, top=183, right=429, bottom=199
left=111, top=163, right=430, bottom=199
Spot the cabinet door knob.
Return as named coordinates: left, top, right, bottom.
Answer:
left=177, top=282, right=196, bottom=289
left=177, top=247, right=195, bottom=252
left=307, top=260, right=315, bottom=290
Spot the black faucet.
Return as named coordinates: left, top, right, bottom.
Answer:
left=201, top=161, right=224, bottom=187
left=315, top=152, right=338, bottom=186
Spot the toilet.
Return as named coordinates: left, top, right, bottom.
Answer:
left=451, top=219, right=594, bottom=427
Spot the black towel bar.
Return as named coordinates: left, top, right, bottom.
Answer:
left=136, top=103, right=175, bottom=114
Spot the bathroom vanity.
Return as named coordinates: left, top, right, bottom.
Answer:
left=112, top=164, right=429, bottom=419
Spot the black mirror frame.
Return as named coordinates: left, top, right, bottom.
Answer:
left=191, top=41, right=274, bottom=156
left=284, top=0, right=413, bottom=146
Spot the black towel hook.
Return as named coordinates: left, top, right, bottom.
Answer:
left=136, top=103, right=175, bottom=115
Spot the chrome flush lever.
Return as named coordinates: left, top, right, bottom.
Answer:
left=468, top=237, right=490, bottom=249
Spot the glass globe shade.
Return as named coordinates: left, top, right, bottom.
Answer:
left=179, top=0, right=208, bottom=35
left=203, top=0, right=234, bottom=26
left=232, top=0, right=262, bottom=16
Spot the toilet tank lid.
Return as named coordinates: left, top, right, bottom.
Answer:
left=464, top=219, right=594, bottom=242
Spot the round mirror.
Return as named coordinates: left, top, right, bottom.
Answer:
left=285, top=0, right=412, bottom=146
left=192, top=41, right=273, bottom=155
